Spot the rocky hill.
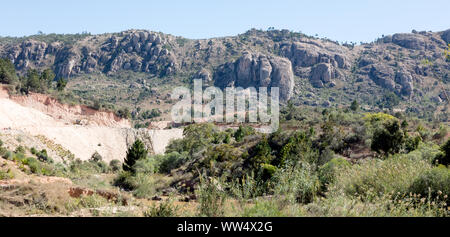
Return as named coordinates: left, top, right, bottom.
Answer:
left=0, top=28, right=449, bottom=119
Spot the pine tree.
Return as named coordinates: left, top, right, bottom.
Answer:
left=123, top=139, right=148, bottom=173
left=350, top=100, right=359, bottom=111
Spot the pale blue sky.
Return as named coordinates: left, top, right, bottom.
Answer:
left=1, top=0, right=449, bottom=43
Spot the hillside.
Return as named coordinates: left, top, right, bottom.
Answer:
left=0, top=28, right=449, bottom=122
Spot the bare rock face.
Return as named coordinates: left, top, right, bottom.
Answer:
left=395, top=70, right=414, bottom=97
left=278, top=40, right=350, bottom=88
left=392, top=33, right=427, bottom=50
left=310, top=63, right=333, bottom=88
left=368, top=64, right=414, bottom=97
left=369, top=64, right=396, bottom=91
left=281, top=42, right=349, bottom=70
left=214, top=52, right=294, bottom=102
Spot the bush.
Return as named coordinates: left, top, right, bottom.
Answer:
left=260, top=163, right=277, bottom=181
left=371, top=120, right=405, bottom=155
left=30, top=147, right=37, bottom=155
left=0, top=147, right=7, bottom=158
left=435, top=139, right=450, bottom=166
left=319, top=157, right=351, bottom=188
left=242, top=199, right=285, bottom=217
left=109, top=159, right=122, bottom=172
left=132, top=157, right=158, bottom=174
left=90, top=151, right=103, bottom=163
left=113, top=171, right=135, bottom=191
left=15, top=146, right=25, bottom=154
left=157, top=152, right=187, bottom=174
left=0, top=169, right=14, bottom=180
left=409, top=166, right=450, bottom=202
left=330, top=155, right=432, bottom=199
left=234, top=125, right=255, bottom=142
left=272, top=162, right=320, bottom=204
left=196, top=175, right=228, bottom=217
left=37, top=149, right=51, bottom=162
left=131, top=173, right=159, bottom=198
left=143, top=199, right=178, bottom=217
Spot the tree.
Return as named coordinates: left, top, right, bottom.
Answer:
left=371, top=120, right=405, bottom=155
left=24, top=69, right=41, bottom=93
left=234, top=125, right=255, bottom=142
left=56, top=77, right=67, bottom=91
left=23, top=68, right=55, bottom=93
left=123, top=139, right=148, bottom=173
left=350, top=100, right=359, bottom=111
left=40, top=68, right=55, bottom=89
left=435, top=139, right=450, bottom=166
left=0, top=58, right=18, bottom=84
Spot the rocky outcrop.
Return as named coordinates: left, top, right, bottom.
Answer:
left=3, top=30, right=178, bottom=78
left=368, top=64, right=414, bottom=97
left=369, top=64, right=396, bottom=91
left=1, top=28, right=450, bottom=107
left=395, top=70, right=414, bottom=97
left=214, top=52, right=294, bottom=102
left=310, top=63, right=334, bottom=88
left=279, top=41, right=350, bottom=88
left=391, top=33, right=427, bottom=50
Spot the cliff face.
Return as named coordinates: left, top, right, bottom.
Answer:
left=0, top=28, right=449, bottom=104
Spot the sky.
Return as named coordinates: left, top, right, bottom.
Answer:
left=1, top=0, right=449, bottom=43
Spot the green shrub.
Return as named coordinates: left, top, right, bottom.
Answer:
left=319, top=157, right=351, bottom=188
left=133, top=157, right=158, bottom=174
left=109, top=159, right=122, bottom=172
left=90, top=151, right=103, bottom=163
left=0, top=147, right=7, bottom=157
left=371, top=120, right=405, bottom=155
left=272, top=162, right=320, bottom=204
left=30, top=147, right=37, bottom=155
left=242, top=199, right=285, bottom=217
left=228, top=172, right=266, bottom=200
left=113, top=171, right=135, bottom=191
left=409, top=166, right=450, bottom=202
left=37, top=149, right=51, bottom=162
left=260, top=163, right=277, bottom=181
left=157, top=152, right=187, bottom=174
left=234, top=125, right=255, bottom=142
left=131, top=173, right=159, bottom=198
left=435, top=139, right=450, bottom=166
left=3, top=150, right=12, bottom=160
left=15, top=146, right=25, bottom=154
left=0, top=169, right=14, bottom=180
left=196, top=175, right=228, bottom=217
left=77, top=194, right=108, bottom=208
left=143, top=199, right=178, bottom=217
left=331, top=155, right=432, bottom=199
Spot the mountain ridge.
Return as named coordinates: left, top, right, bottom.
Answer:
left=0, top=28, right=449, bottom=119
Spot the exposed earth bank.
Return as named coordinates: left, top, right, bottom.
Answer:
left=0, top=86, right=182, bottom=162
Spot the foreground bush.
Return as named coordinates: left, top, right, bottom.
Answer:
left=318, top=157, right=351, bottom=188
left=409, top=166, right=450, bottom=203
left=196, top=175, right=228, bottom=217
left=272, top=162, right=320, bottom=204
left=330, top=155, right=432, bottom=199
